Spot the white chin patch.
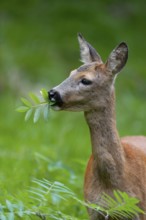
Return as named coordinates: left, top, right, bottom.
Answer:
left=51, top=106, right=61, bottom=111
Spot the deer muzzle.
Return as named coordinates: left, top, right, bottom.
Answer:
left=48, top=89, right=63, bottom=108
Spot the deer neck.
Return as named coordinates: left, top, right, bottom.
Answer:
left=84, top=92, right=125, bottom=187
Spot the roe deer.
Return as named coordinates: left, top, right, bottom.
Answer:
left=48, top=34, right=146, bottom=220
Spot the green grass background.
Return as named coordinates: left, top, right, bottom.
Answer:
left=0, top=0, right=146, bottom=218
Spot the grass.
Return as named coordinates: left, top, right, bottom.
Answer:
left=0, top=0, right=146, bottom=218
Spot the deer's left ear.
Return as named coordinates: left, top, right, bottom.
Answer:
left=105, top=42, right=128, bottom=75
left=78, top=33, right=103, bottom=64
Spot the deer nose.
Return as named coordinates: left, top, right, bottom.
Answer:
left=48, top=89, right=58, bottom=101
left=48, top=89, right=63, bottom=106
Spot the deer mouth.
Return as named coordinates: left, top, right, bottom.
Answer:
left=49, top=100, right=63, bottom=108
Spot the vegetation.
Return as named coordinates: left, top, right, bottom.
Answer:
left=0, top=0, right=146, bottom=219
left=0, top=179, right=144, bottom=219
left=16, top=89, right=49, bottom=123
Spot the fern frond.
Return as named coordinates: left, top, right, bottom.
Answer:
left=99, top=190, right=145, bottom=219
left=29, top=179, right=145, bottom=220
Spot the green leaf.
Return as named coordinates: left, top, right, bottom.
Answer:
left=8, top=212, right=15, bottom=220
left=17, top=201, right=24, bottom=217
left=0, top=204, right=5, bottom=212
left=25, top=108, right=33, bottom=121
left=40, top=88, right=48, bottom=102
left=0, top=214, right=6, bottom=220
left=29, top=93, right=40, bottom=104
left=33, top=107, right=41, bottom=123
left=21, top=98, right=32, bottom=107
left=6, top=200, right=13, bottom=212
left=16, top=106, right=29, bottom=112
left=43, top=104, right=49, bottom=121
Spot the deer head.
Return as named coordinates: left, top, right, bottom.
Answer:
left=48, top=34, right=128, bottom=112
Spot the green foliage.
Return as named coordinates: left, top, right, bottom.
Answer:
left=0, top=200, right=27, bottom=219
left=99, top=191, right=144, bottom=219
left=16, top=89, right=50, bottom=123
left=0, top=179, right=144, bottom=220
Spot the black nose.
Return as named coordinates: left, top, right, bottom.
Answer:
left=48, top=89, right=58, bottom=101
left=48, top=89, right=63, bottom=106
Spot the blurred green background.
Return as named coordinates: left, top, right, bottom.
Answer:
left=0, top=0, right=146, bottom=218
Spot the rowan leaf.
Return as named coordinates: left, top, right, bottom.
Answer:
left=25, top=109, right=33, bottom=121
left=43, top=104, right=49, bottom=121
left=40, top=88, right=48, bottom=102
left=29, top=93, right=40, bottom=104
left=33, top=107, right=42, bottom=123
left=21, top=98, right=32, bottom=107
left=16, top=106, right=29, bottom=112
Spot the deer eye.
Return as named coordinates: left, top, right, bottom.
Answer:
left=81, top=78, right=92, bottom=85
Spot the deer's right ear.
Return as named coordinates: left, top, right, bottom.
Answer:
left=105, top=42, right=128, bottom=75
left=78, top=33, right=103, bottom=64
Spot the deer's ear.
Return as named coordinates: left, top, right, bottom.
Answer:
left=78, top=33, right=103, bottom=64
left=105, top=42, right=128, bottom=75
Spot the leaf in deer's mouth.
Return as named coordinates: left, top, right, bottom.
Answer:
left=49, top=100, right=57, bottom=106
